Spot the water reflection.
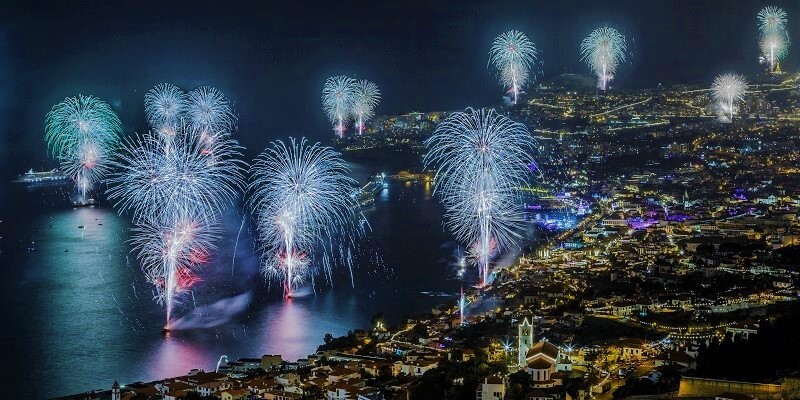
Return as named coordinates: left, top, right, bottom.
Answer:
left=424, top=180, right=432, bottom=200
left=7, top=176, right=456, bottom=398
left=148, top=335, right=208, bottom=378
left=257, top=293, right=368, bottom=361
left=32, top=204, right=139, bottom=396
left=260, top=298, right=311, bottom=360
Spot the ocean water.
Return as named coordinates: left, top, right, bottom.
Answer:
left=0, top=161, right=464, bottom=399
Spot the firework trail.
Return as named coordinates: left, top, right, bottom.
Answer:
left=45, top=95, right=122, bottom=199
left=322, top=76, right=357, bottom=138
left=757, top=7, right=789, bottom=72
left=711, top=73, right=747, bottom=122
left=231, top=212, right=247, bottom=275
left=580, top=27, right=627, bottom=91
left=108, top=84, right=244, bottom=327
left=247, top=138, right=358, bottom=298
left=424, top=108, right=537, bottom=286
left=760, top=33, right=788, bottom=71
left=459, top=287, right=466, bottom=326
left=352, top=80, right=381, bottom=135
left=489, top=30, right=538, bottom=104
left=130, top=216, right=218, bottom=323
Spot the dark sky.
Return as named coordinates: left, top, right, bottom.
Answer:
left=1, top=0, right=800, bottom=163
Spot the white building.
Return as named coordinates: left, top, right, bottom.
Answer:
left=726, top=320, right=759, bottom=340
left=111, top=380, right=120, bottom=400
left=476, top=375, right=505, bottom=400
left=398, top=360, right=438, bottom=376
left=523, top=341, right=568, bottom=389
left=621, top=338, right=648, bottom=360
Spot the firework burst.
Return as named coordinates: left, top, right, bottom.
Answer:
left=351, top=80, right=381, bottom=135
left=322, top=76, right=357, bottom=138
left=109, top=131, right=244, bottom=327
left=247, top=138, right=358, bottom=298
left=424, top=108, right=537, bottom=286
left=757, top=7, right=789, bottom=72
left=711, top=73, right=748, bottom=122
left=144, top=83, right=187, bottom=143
left=187, top=86, right=236, bottom=149
left=108, top=132, right=245, bottom=225
left=108, top=84, right=244, bottom=328
left=580, top=27, right=627, bottom=90
left=758, top=6, right=787, bottom=35
left=489, top=30, right=538, bottom=104
left=45, top=95, right=122, bottom=199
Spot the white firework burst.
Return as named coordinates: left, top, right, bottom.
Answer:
left=108, top=131, right=245, bottom=225
left=424, top=108, right=537, bottom=285
left=758, top=6, right=787, bottom=35
left=322, top=75, right=357, bottom=138
left=580, top=27, right=627, bottom=90
left=351, top=80, right=381, bottom=135
left=145, top=83, right=188, bottom=142
left=187, top=86, right=237, bottom=146
left=489, top=30, right=538, bottom=104
left=108, top=84, right=244, bottom=327
left=247, top=138, right=359, bottom=297
left=711, top=73, right=748, bottom=122
left=130, top=215, right=219, bottom=323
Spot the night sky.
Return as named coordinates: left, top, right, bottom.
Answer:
left=2, top=0, right=800, bottom=163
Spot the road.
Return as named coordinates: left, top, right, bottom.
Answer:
left=388, top=323, right=447, bottom=353
left=595, top=360, right=655, bottom=400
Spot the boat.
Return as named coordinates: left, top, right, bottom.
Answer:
left=73, top=198, right=99, bottom=208
left=358, top=192, right=375, bottom=208
left=356, top=175, right=386, bottom=208
left=12, top=168, right=69, bottom=184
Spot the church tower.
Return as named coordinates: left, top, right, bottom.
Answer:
left=111, top=380, right=120, bottom=400
left=683, top=188, right=689, bottom=209
left=518, top=317, right=534, bottom=367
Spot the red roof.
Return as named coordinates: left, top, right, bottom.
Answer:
left=528, top=359, right=553, bottom=369
left=526, top=341, right=559, bottom=360
left=485, top=375, right=504, bottom=384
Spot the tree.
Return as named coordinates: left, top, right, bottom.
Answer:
left=507, top=370, right=533, bottom=400
left=410, top=367, right=448, bottom=400
left=324, top=333, right=333, bottom=345
left=612, top=377, right=656, bottom=399
left=302, top=385, right=324, bottom=400
left=411, top=323, right=428, bottom=339
left=371, top=312, right=385, bottom=329
left=696, top=243, right=715, bottom=254
left=696, top=307, right=800, bottom=382
left=378, top=364, right=394, bottom=381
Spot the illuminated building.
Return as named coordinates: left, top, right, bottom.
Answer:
left=518, top=317, right=534, bottom=367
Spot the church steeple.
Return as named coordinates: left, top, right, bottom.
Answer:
left=683, top=188, right=689, bottom=209
left=518, top=317, right=534, bottom=367
left=112, top=380, right=120, bottom=400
